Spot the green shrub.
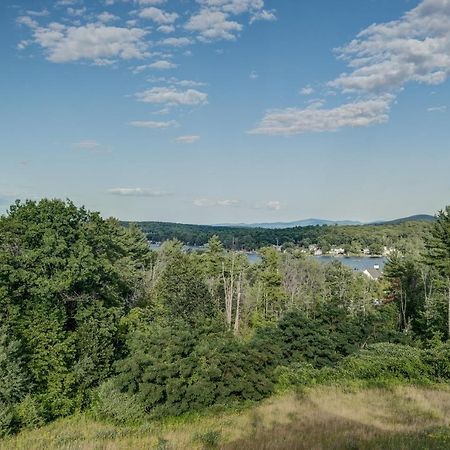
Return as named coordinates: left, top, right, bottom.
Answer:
left=337, top=343, right=431, bottom=383
left=112, top=319, right=278, bottom=418
left=91, top=380, right=145, bottom=425
left=423, top=340, right=450, bottom=380
left=193, top=429, right=222, bottom=449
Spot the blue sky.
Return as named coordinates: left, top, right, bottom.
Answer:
left=1, top=0, right=449, bottom=223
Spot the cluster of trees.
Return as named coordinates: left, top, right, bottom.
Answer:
left=132, top=220, right=431, bottom=253
left=0, top=200, right=449, bottom=438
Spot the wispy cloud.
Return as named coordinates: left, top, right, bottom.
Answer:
left=108, top=187, right=172, bottom=197
left=250, top=95, right=394, bottom=135
left=149, top=60, right=178, bottom=69
left=427, top=105, right=447, bottom=113
left=174, top=135, right=200, bottom=144
left=300, top=85, right=314, bottom=95
left=136, top=87, right=208, bottom=106
left=72, top=140, right=111, bottom=153
left=129, top=119, right=179, bottom=128
left=253, top=200, right=283, bottom=211
left=194, top=198, right=240, bottom=207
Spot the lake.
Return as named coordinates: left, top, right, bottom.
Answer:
left=315, top=255, right=386, bottom=271
left=149, top=243, right=385, bottom=271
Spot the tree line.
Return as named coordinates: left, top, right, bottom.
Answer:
left=0, top=199, right=449, bottom=438
left=130, top=219, right=431, bottom=253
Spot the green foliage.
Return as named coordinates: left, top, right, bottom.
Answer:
left=2, top=198, right=450, bottom=442
left=111, top=318, right=278, bottom=418
left=91, top=380, right=145, bottom=425
left=193, top=429, right=222, bottom=449
left=337, top=343, right=431, bottom=383
left=0, top=199, right=151, bottom=427
left=154, top=252, right=216, bottom=323
left=131, top=219, right=431, bottom=251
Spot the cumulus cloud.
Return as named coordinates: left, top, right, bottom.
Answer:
left=329, top=0, right=450, bottom=94
left=149, top=60, right=177, bottom=69
left=160, top=37, right=193, bottom=46
left=174, top=135, right=200, bottom=143
left=20, top=20, right=149, bottom=63
left=249, top=95, right=394, bottom=135
left=97, top=12, right=119, bottom=23
left=252, top=0, right=450, bottom=135
left=185, top=9, right=242, bottom=41
left=139, top=7, right=178, bottom=24
left=194, top=198, right=240, bottom=207
left=136, top=86, right=208, bottom=105
left=129, top=119, right=179, bottom=128
left=108, top=187, right=171, bottom=196
left=157, top=24, right=175, bottom=33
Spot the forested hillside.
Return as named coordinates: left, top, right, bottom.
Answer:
left=129, top=219, right=431, bottom=253
left=1, top=199, right=450, bottom=447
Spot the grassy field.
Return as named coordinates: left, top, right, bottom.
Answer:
left=2, top=385, right=450, bottom=450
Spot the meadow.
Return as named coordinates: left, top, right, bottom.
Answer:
left=3, top=385, right=450, bottom=450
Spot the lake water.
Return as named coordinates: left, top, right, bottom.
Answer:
left=315, top=255, right=386, bottom=271
left=149, top=243, right=385, bottom=271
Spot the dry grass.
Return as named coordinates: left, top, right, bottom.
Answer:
left=2, top=385, right=450, bottom=450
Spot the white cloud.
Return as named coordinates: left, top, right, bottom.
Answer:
left=23, top=22, right=149, bottom=63
left=149, top=60, right=177, bottom=69
left=252, top=200, right=283, bottom=210
left=185, top=9, right=242, bottom=41
left=108, top=187, right=171, bottom=197
left=196, top=0, right=264, bottom=15
left=427, top=105, right=447, bottom=112
left=160, top=37, right=193, bottom=46
left=174, top=135, right=201, bottom=143
left=249, top=9, right=276, bottom=24
left=136, top=0, right=167, bottom=4
left=252, top=0, right=450, bottom=135
left=72, top=140, right=111, bottom=153
left=139, top=7, right=178, bottom=24
left=157, top=25, right=175, bottom=33
left=249, top=95, right=394, bottom=135
left=194, top=198, right=240, bottom=207
left=329, top=0, right=450, bottom=94
left=72, top=140, right=102, bottom=149
left=98, top=12, right=119, bottom=23
left=26, top=9, right=50, bottom=17
left=129, top=119, right=179, bottom=128
left=300, top=85, right=314, bottom=95
left=136, top=86, right=208, bottom=105
left=67, top=7, right=87, bottom=17
left=249, top=70, right=258, bottom=79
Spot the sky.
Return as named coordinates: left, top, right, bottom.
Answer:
left=1, top=0, right=449, bottom=224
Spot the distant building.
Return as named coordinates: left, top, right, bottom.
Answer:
left=330, top=247, right=345, bottom=256
left=363, top=266, right=383, bottom=281
left=382, top=246, right=395, bottom=257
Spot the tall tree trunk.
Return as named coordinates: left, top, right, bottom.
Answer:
left=447, top=278, right=450, bottom=340
left=234, top=271, right=242, bottom=334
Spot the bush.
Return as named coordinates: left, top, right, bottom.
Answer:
left=111, top=319, right=278, bottom=418
left=337, top=343, right=431, bottom=383
left=91, top=380, right=145, bottom=425
left=423, top=340, right=450, bottom=381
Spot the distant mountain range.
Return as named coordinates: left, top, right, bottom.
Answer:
left=216, top=214, right=435, bottom=229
